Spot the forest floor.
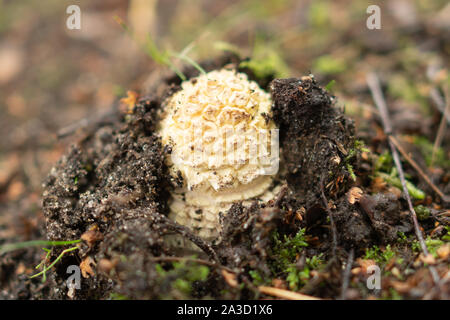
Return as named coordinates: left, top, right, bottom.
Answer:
left=0, top=0, right=448, bottom=299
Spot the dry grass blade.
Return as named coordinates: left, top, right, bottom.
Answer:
left=320, top=178, right=337, bottom=257
left=389, top=136, right=450, bottom=203
left=339, top=249, right=354, bottom=300
left=157, top=212, right=219, bottom=263
left=430, top=88, right=450, bottom=125
left=366, top=72, right=441, bottom=286
left=431, top=86, right=449, bottom=167
left=258, top=286, right=321, bottom=300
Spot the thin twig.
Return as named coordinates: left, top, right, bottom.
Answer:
left=301, top=256, right=338, bottom=295
left=258, top=286, right=321, bottom=300
left=0, top=169, right=19, bottom=196
left=430, top=87, right=450, bottom=124
left=389, top=135, right=449, bottom=203
left=366, top=72, right=440, bottom=285
left=157, top=213, right=219, bottom=263
left=339, top=249, right=354, bottom=300
left=241, top=275, right=260, bottom=297
left=273, top=184, right=288, bottom=207
left=57, top=107, right=117, bottom=139
left=320, top=177, right=337, bottom=257
left=431, top=86, right=449, bottom=167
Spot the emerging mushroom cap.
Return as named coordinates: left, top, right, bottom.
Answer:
left=158, top=69, right=279, bottom=240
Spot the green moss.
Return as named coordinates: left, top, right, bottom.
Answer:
left=109, top=292, right=128, bottom=300
left=308, top=0, right=330, bottom=29
left=249, top=270, right=265, bottom=286
left=285, top=254, right=325, bottom=290
left=376, top=170, right=425, bottom=200
left=443, top=227, right=450, bottom=242
left=154, top=258, right=210, bottom=297
left=324, top=79, right=336, bottom=92
left=343, top=140, right=369, bottom=181
left=388, top=76, right=422, bottom=103
left=267, top=229, right=325, bottom=290
left=155, top=263, right=166, bottom=276
left=397, top=231, right=408, bottom=243
left=414, top=205, right=431, bottom=221
left=113, top=85, right=126, bottom=98
left=313, top=55, right=346, bottom=75
left=412, top=237, right=444, bottom=258
left=346, top=163, right=356, bottom=181
left=271, top=229, right=308, bottom=267
left=348, top=140, right=370, bottom=160
left=385, top=288, right=402, bottom=300
left=239, top=36, right=289, bottom=79
left=364, top=245, right=396, bottom=265
left=173, top=278, right=191, bottom=293
left=374, top=149, right=426, bottom=200
left=413, top=135, right=450, bottom=168
left=374, top=151, right=393, bottom=173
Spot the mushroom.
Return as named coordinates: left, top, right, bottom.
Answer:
left=157, top=69, right=280, bottom=243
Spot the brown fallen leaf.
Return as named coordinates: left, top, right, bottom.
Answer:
left=98, top=258, right=117, bottom=274
left=295, top=207, right=305, bottom=221
left=0, top=45, right=24, bottom=85
left=387, top=186, right=402, bottom=199
left=271, top=278, right=287, bottom=289
left=331, top=155, right=341, bottom=165
left=371, top=176, right=387, bottom=193
left=120, top=90, right=139, bottom=114
left=15, top=262, right=26, bottom=275
left=351, top=267, right=362, bottom=275
left=437, top=244, right=450, bottom=260
left=356, top=258, right=377, bottom=274
left=347, top=187, right=363, bottom=204
left=390, top=280, right=411, bottom=293
left=81, top=229, right=104, bottom=247
left=80, top=256, right=96, bottom=278
left=221, top=269, right=238, bottom=288
left=391, top=267, right=401, bottom=278
left=419, top=253, right=436, bottom=265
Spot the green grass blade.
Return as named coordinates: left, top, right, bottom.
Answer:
left=0, top=239, right=81, bottom=255
left=30, top=246, right=79, bottom=279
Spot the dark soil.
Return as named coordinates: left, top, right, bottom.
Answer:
left=1, top=1, right=449, bottom=301
left=1, top=53, right=437, bottom=300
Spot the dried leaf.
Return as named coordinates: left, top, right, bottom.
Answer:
left=419, top=253, right=436, bottom=265
left=80, top=256, right=96, bottom=278
left=81, top=230, right=104, bottom=247
left=347, top=187, right=363, bottom=204
left=221, top=269, right=238, bottom=288
left=437, top=244, right=449, bottom=260
left=356, top=258, right=377, bottom=273
left=120, top=90, right=139, bottom=114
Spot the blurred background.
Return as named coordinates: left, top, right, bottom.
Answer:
left=0, top=0, right=448, bottom=242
